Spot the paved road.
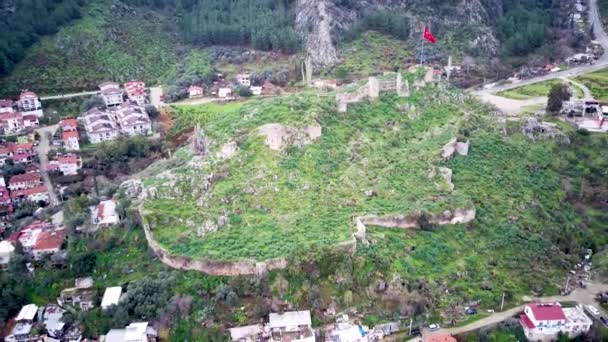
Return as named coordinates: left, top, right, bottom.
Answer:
left=35, top=125, right=60, bottom=206
left=475, top=0, right=608, bottom=96
left=420, top=282, right=608, bottom=338
left=40, top=91, right=99, bottom=101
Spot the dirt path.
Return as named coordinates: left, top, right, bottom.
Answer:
left=478, top=93, right=546, bottom=115
left=35, top=125, right=60, bottom=206
left=562, top=77, right=594, bottom=100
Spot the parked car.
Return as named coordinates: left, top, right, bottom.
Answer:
left=600, top=316, right=608, bottom=327
left=409, top=328, right=421, bottom=336
left=587, top=305, right=600, bottom=316
left=428, top=324, right=440, bottom=331
left=465, top=308, right=478, bottom=315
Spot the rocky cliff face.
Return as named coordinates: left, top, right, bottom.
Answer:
left=295, top=0, right=504, bottom=68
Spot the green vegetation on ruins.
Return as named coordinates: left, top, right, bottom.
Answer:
left=140, top=70, right=608, bottom=313
left=143, top=77, right=474, bottom=262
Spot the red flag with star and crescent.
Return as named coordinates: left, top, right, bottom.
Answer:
left=423, top=26, right=436, bottom=44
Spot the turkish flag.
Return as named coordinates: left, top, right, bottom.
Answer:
left=423, top=26, right=436, bottom=44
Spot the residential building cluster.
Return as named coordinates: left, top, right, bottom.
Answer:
left=4, top=276, right=156, bottom=342
left=0, top=90, right=43, bottom=135
left=187, top=72, right=278, bottom=99
left=83, top=82, right=152, bottom=144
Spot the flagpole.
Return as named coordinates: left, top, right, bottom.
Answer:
left=420, top=26, right=425, bottom=65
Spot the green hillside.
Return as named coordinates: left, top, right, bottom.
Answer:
left=139, top=72, right=608, bottom=309
left=0, top=0, right=181, bottom=96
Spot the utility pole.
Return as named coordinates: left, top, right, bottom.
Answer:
left=409, top=318, right=413, bottom=335
left=500, top=292, right=506, bottom=311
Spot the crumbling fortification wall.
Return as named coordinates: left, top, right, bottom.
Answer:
left=139, top=206, right=288, bottom=276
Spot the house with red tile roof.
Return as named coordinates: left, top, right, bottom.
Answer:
left=11, top=152, right=34, bottom=164
left=62, top=130, right=80, bottom=151
left=124, top=81, right=147, bottom=106
left=0, top=99, right=15, bottom=113
left=9, top=172, right=42, bottom=191
left=49, top=155, right=82, bottom=176
left=10, top=186, right=49, bottom=205
left=520, top=303, right=592, bottom=341
left=0, top=112, right=24, bottom=135
left=18, top=90, right=44, bottom=118
left=91, top=200, right=120, bottom=226
left=33, top=229, right=65, bottom=260
left=60, top=118, right=79, bottom=132
left=22, top=115, right=39, bottom=128
left=424, top=335, right=457, bottom=342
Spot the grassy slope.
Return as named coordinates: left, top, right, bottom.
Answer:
left=140, top=79, right=608, bottom=314
left=333, top=31, right=412, bottom=78
left=144, top=82, right=472, bottom=262
left=497, top=80, right=582, bottom=100
left=575, top=67, right=608, bottom=101
left=0, top=0, right=180, bottom=97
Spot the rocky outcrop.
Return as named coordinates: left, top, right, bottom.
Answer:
left=295, top=0, right=343, bottom=68
left=258, top=123, right=322, bottom=151
left=218, top=141, right=239, bottom=159
left=441, top=138, right=470, bottom=160
left=295, top=0, right=502, bottom=69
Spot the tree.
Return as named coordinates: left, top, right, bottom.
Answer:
left=547, top=84, right=571, bottom=115
left=237, top=87, right=253, bottom=97
left=144, top=105, right=160, bottom=120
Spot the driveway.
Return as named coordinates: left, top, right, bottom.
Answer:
left=35, top=125, right=60, bottom=206
left=422, top=281, right=608, bottom=338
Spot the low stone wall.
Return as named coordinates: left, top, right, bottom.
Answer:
left=139, top=206, right=288, bottom=276
left=354, top=208, right=476, bottom=240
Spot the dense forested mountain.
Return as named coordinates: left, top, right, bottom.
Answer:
left=0, top=0, right=585, bottom=93
left=0, top=0, right=90, bottom=75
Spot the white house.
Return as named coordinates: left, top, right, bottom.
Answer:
left=49, top=155, right=82, bottom=176
left=105, top=322, right=157, bottom=342
left=0, top=240, right=15, bottom=268
left=520, top=303, right=592, bottom=341
left=188, top=85, right=204, bottom=98
left=101, top=286, right=123, bottom=310
left=219, top=87, right=233, bottom=98
left=9, top=172, right=42, bottom=191
left=236, top=73, right=251, bottom=87
left=22, top=114, right=39, bottom=128
left=5, top=304, right=39, bottom=342
left=17, top=90, right=43, bottom=117
left=251, top=86, right=263, bottom=96
left=11, top=186, right=49, bottom=205
left=83, top=107, right=120, bottom=143
left=268, top=311, right=315, bottom=342
left=92, top=200, right=120, bottom=226
left=113, top=103, right=152, bottom=137
left=99, top=82, right=124, bottom=108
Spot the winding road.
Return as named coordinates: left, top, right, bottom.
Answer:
left=35, top=125, right=60, bottom=206
left=475, top=0, right=608, bottom=96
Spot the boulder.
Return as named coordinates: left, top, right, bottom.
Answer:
left=218, top=142, right=239, bottom=159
